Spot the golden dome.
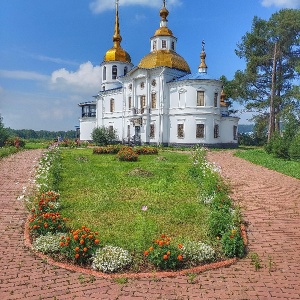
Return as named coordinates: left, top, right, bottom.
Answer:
left=103, top=0, right=131, bottom=63
left=154, top=27, right=173, bottom=36
left=138, top=50, right=190, bottom=73
left=104, top=47, right=131, bottom=63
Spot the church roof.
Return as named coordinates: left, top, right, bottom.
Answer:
left=174, top=71, right=214, bottom=81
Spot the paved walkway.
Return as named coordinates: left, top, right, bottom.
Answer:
left=0, top=149, right=299, bottom=300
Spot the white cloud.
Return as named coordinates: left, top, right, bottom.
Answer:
left=90, top=0, right=182, bottom=13
left=0, top=70, right=48, bottom=81
left=50, top=61, right=101, bottom=93
left=33, top=54, right=79, bottom=66
left=261, top=0, right=300, bottom=8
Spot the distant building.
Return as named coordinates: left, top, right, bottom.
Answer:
left=78, top=1, right=239, bottom=147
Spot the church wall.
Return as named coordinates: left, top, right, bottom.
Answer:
left=79, top=119, right=96, bottom=141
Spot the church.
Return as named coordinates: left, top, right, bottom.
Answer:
left=78, top=1, right=239, bottom=147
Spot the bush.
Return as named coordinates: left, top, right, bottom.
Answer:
left=144, top=234, right=183, bottom=270
left=117, top=146, right=138, bottom=161
left=134, top=146, right=158, bottom=155
left=93, top=144, right=122, bottom=154
left=181, top=241, right=215, bottom=266
left=59, top=226, right=100, bottom=265
left=0, top=115, right=9, bottom=147
left=91, top=246, right=132, bottom=273
left=32, top=232, right=66, bottom=254
left=92, top=126, right=118, bottom=146
left=5, top=137, right=25, bottom=148
left=289, top=131, right=300, bottom=161
left=221, top=228, right=245, bottom=258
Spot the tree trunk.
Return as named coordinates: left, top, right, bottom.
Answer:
left=268, top=42, right=277, bottom=142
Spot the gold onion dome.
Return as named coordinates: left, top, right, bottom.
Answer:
left=138, top=50, right=190, bottom=72
left=138, top=1, right=190, bottom=73
left=104, top=1, right=131, bottom=63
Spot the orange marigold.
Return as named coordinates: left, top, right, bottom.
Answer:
left=163, top=254, right=168, bottom=260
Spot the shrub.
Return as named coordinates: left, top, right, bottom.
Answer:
left=117, top=146, right=138, bottom=161
left=181, top=241, right=215, bottom=266
left=93, top=144, right=122, bottom=154
left=32, top=232, right=66, bottom=254
left=289, top=131, right=300, bottom=161
left=92, top=126, right=118, bottom=146
left=0, top=115, right=9, bottom=147
left=134, top=146, right=158, bottom=155
left=144, top=234, right=183, bottom=270
left=5, top=137, right=25, bottom=148
left=31, top=191, right=61, bottom=213
left=221, top=228, right=245, bottom=258
left=59, top=226, right=100, bottom=265
left=91, top=246, right=132, bottom=273
left=208, top=208, right=234, bottom=238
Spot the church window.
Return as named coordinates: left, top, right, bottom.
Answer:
left=124, top=66, right=128, bottom=76
left=128, top=96, right=132, bottom=109
left=233, top=125, right=238, bottom=140
left=150, top=124, right=155, bottom=139
left=214, top=93, right=218, bottom=107
left=197, top=91, right=205, bottom=106
left=171, top=41, right=175, bottom=50
left=103, top=66, right=106, bottom=81
left=129, top=83, right=132, bottom=90
left=162, top=40, right=167, bottom=49
left=177, top=124, right=184, bottom=138
left=110, top=99, right=115, bottom=112
left=112, top=65, right=117, bottom=79
left=140, top=82, right=145, bottom=89
left=151, top=93, right=157, bottom=109
left=152, top=79, right=156, bottom=86
left=214, top=124, right=219, bottom=138
left=153, top=40, right=157, bottom=50
left=196, top=124, right=205, bottom=138
left=141, top=95, right=146, bottom=108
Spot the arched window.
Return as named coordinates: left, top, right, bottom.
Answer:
left=110, top=99, right=115, bottom=112
left=124, top=66, right=128, bottom=76
left=112, top=65, right=117, bottom=79
left=103, top=66, right=106, bottom=81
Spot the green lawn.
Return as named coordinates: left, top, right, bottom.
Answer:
left=234, top=148, right=300, bottom=179
left=58, top=149, right=210, bottom=252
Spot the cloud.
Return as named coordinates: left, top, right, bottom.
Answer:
left=90, top=0, right=182, bottom=14
left=50, top=61, right=102, bottom=93
left=33, top=54, right=79, bottom=66
left=261, top=0, right=300, bottom=8
left=0, top=70, right=48, bottom=81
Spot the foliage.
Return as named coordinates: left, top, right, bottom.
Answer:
left=32, top=232, right=66, bottom=254
left=59, top=226, right=100, bottom=265
left=227, top=9, right=300, bottom=141
left=5, top=137, right=26, bottom=148
left=91, top=126, right=118, bottom=146
left=134, top=146, right=158, bottom=155
left=288, top=130, right=300, bottom=160
left=144, top=234, right=183, bottom=270
left=221, top=229, right=245, bottom=258
left=117, top=146, right=139, bottom=161
left=91, top=246, right=132, bottom=273
left=181, top=241, right=215, bottom=266
left=0, top=147, right=19, bottom=159
left=93, top=144, right=123, bottom=154
left=0, top=115, right=9, bottom=147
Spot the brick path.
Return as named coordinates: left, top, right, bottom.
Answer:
left=0, top=149, right=299, bottom=299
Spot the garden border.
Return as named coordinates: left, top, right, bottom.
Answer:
left=24, top=215, right=248, bottom=279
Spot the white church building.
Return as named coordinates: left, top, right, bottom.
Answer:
left=78, top=1, right=239, bottom=147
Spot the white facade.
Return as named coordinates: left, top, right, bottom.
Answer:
left=78, top=2, right=239, bottom=147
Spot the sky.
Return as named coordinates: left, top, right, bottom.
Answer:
left=1, top=0, right=300, bottom=131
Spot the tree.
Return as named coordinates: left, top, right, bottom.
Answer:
left=0, top=115, right=9, bottom=147
left=229, top=9, right=300, bottom=142
left=91, top=126, right=118, bottom=146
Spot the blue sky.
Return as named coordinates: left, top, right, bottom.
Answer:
left=1, top=0, right=300, bottom=131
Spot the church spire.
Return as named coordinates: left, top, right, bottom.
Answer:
left=198, top=40, right=208, bottom=73
left=160, top=0, right=169, bottom=28
left=113, top=0, right=122, bottom=48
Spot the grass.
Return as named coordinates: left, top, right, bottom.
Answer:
left=0, top=146, right=19, bottom=159
left=58, top=149, right=210, bottom=253
left=234, top=148, right=300, bottom=179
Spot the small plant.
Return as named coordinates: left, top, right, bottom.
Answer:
left=221, top=229, right=245, bottom=258
left=181, top=241, right=215, bottom=266
left=29, top=211, right=68, bottom=237
left=32, top=232, right=67, bottom=254
left=144, top=234, right=183, bottom=270
left=113, top=277, right=129, bottom=284
left=250, top=252, right=261, bottom=271
left=134, top=146, right=158, bottom=155
left=93, top=144, right=122, bottom=154
left=60, top=226, right=100, bottom=265
left=91, top=246, right=132, bottom=273
left=186, top=272, right=198, bottom=284
left=117, top=146, right=138, bottom=162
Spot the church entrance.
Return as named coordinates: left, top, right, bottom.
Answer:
left=134, top=126, right=141, bottom=145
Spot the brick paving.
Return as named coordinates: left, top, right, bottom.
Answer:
left=0, top=149, right=299, bottom=300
